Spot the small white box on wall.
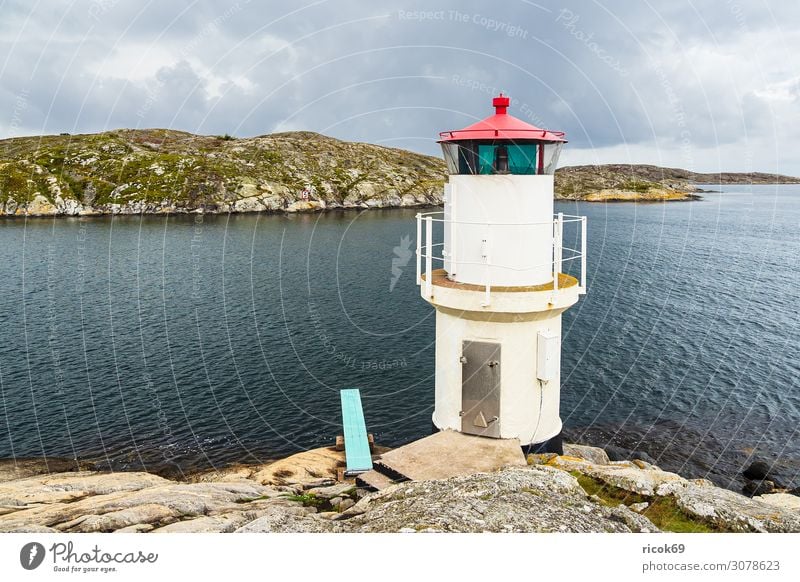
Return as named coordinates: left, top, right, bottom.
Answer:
left=536, top=331, right=560, bottom=381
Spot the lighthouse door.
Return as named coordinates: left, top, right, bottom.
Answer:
left=460, top=341, right=501, bottom=438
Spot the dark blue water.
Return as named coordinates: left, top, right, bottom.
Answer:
left=0, top=186, right=798, bottom=488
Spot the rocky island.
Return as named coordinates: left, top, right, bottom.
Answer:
left=2, top=129, right=799, bottom=216
left=2, top=438, right=798, bottom=534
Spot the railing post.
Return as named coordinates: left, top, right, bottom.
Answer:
left=557, top=212, right=564, bottom=278
left=580, top=216, right=587, bottom=294
left=552, top=215, right=560, bottom=291
left=416, top=214, right=422, bottom=285
left=450, top=189, right=457, bottom=275
left=425, top=216, right=433, bottom=299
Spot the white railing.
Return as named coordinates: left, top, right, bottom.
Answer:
left=416, top=211, right=587, bottom=305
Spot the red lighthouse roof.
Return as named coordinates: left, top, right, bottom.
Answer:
left=439, top=94, right=566, bottom=143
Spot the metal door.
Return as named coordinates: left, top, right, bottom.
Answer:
left=460, top=340, right=501, bottom=438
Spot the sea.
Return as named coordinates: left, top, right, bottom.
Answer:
left=1, top=184, right=798, bottom=489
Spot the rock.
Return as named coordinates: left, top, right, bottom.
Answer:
left=286, top=200, right=323, bottom=213
left=186, top=464, right=258, bottom=483
left=759, top=494, right=800, bottom=510
left=0, top=458, right=90, bottom=483
left=547, top=455, right=686, bottom=497
left=114, top=524, right=154, bottom=533
left=1, top=524, right=59, bottom=533
left=742, top=480, right=775, bottom=497
left=338, top=498, right=355, bottom=511
left=632, top=459, right=659, bottom=470
left=55, top=504, right=177, bottom=533
left=301, top=478, right=336, bottom=490
left=669, top=482, right=800, bottom=532
left=527, top=453, right=558, bottom=465
left=0, top=476, right=277, bottom=532
left=232, top=197, right=267, bottom=212
left=333, top=495, right=373, bottom=520
left=251, top=447, right=345, bottom=486
left=55, top=196, right=83, bottom=215
left=604, top=445, right=630, bottom=462
left=742, top=459, right=787, bottom=487
left=562, top=443, right=610, bottom=465
left=743, top=460, right=772, bottom=481
left=25, top=194, right=57, bottom=216
left=634, top=452, right=658, bottom=465
left=234, top=505, right=342, bottom=533
left=2, top=437, right=798, bottom=534
left=151, top=510, right=266, bottom=533
left=317, top=511, right=339, bottom=520
left=305, top=483, right=355, bottom=499
left=0, top=471, right=171, bottom=506
left=604, top=445, right=657, bottom=465
left=347, top=466, right=659, bottom=533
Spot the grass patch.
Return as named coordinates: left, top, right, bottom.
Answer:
left=285, top=493, right=324, bottom=508
left=571, top=472, right=720, bottom=533
left=618, top=179, right=656, bottom=193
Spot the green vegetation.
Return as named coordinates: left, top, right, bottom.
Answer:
left=618, top=179, right=656, bottom=193
left=0, top=129, right=446, bottom=213
left=286, top=493, right=324, bottom=508
left=571, top=472, right=719, bottom=533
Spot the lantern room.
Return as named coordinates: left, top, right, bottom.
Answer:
left=439, top=94, right=566, bottom=176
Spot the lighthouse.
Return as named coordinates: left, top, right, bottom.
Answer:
left=416, top=94, right=586, bottom=454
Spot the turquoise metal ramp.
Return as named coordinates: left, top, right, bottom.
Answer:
left=340, top=389, right=373, bottom=475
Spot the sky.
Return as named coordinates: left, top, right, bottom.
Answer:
left=1, top=0, right=799, bottom=174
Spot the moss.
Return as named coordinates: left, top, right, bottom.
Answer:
left=0, top=162, right=34, bottom=203
left=285, top=493, right=323, bottom=508
left=571, top=472, right=719, bottom=533
left=618, top=179, right=657, bottom=193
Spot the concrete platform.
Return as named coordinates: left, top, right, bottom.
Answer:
left=374, top=430, right=526, bottom=482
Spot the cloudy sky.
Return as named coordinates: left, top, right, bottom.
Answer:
left=1, top=0, right=798, bottom=174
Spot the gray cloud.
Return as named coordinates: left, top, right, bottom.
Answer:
left=1, top=0, right=798, bottom=173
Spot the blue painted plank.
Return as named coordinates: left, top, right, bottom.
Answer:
left=340, top=389, right=373, bottom=474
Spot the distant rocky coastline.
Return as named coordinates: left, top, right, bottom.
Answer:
left=2, top=129, right=799, bottom=217
left=2, top=440, right=798, bottom=533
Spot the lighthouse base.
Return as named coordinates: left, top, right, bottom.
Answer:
left=431, top=421, right=563, bottom=455
left=522, top=431, right=563, bottom=456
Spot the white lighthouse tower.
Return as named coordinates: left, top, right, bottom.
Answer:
left=416, top=94, right=587, bottom=453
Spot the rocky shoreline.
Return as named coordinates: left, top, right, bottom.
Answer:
left=0, top=191, right=438, bottom=218
left=2, top=442, right=798, bottom=534
left=3, top=129, right=798, bottom=218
